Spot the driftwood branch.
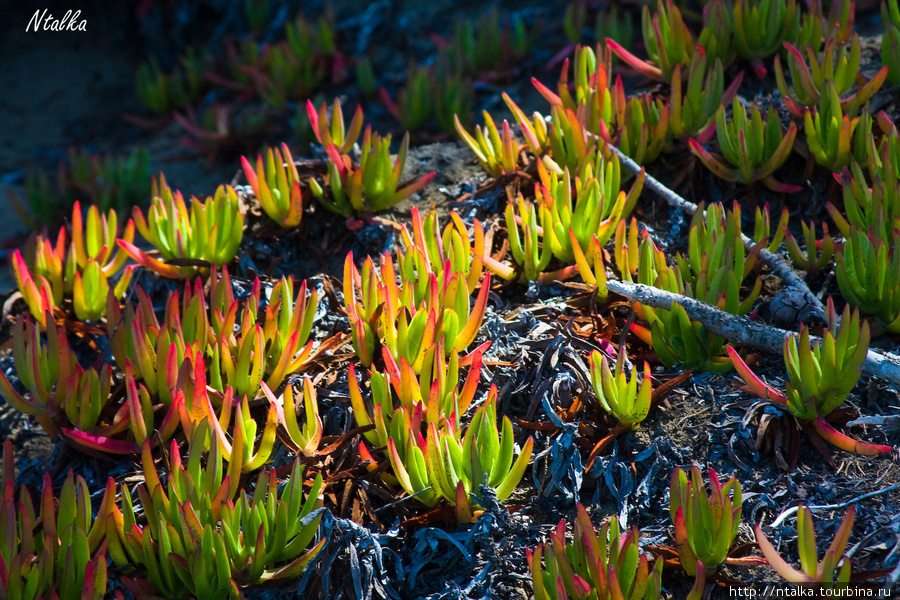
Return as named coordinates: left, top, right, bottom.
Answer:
left=606, top=144, right=826, bottom=320
left=606, top=279, right=900, bottom=387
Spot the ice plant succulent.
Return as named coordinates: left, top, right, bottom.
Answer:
left=803, top=81, right=861, bottom=172
left=387, top=385, right=533, bottom=521
left=668, top=47, right=744, bottom=142
left=529, top=503, right=663, bottom=600
left=122, top=175, right=244, bottom=278
left=545, top=106, right=597, bottom=174
left=732, top=0, right=800, bottom=78
left=445, top=7, right=532, bottom=76
left=433, top=72, right=474, bottom=136
left=728, top=299, right=892, bottom=456
left=399, top=207, right=485, bottom=294
left=635, top=203, right=761, bottom=374
left=755, top=505, right=854, bottom=584
left=589, top=349, right=653, bottom=430
left=65, top=147, right=152, bottom=215
left=783, top=220, right=834, bottom=277
left=381, top=63, right=433, bottom=132
left=882, top=9, right=900, bottom=85
left=0, top=314, right=129, bottom=446
left=343, top=251, right=490, bottom=371
left=697, top=0, right=735, bottom=66
left=306, top=97, right=364, bottom=154
left=262, top=376, right=323, bottom=458
left=669, top=466, right=742, bottom=578
left=455, top=111, right=522, bottom=179
left=609, top=86, right=670, bottom=166
left=135, top=50, right=207, bottom=115
left=775, top=33, right=888, bottom=119
left=606, top=0, right=694, bottom=83
left=107, top=433, right=324, bottom=599
left=349, top=341, right=484, bottom=452
left=753, top=203, right=790, bottom=254
left=527, top=44, right=610, bottom=145
left=535, top=155, right=644, bottom=264
left=12, top=201, right=135, bottom=324
left=834, top=227, right=900, bottom=334
left=310, top=127, right=435, bottom=216
left=830, top=161, right=900, bottom=242
left=487, top=195, right=554, bottom=283
left=0, top=444, right=116, bottom=600
left=241, top=143, right=304, bottom=228
left=689, top=98, right=798, bottom=192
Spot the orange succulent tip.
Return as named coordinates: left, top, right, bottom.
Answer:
left=358, top=441, right=379, bottom=473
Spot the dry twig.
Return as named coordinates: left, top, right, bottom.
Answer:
left=606, top=144, right=826, bottom=321
left=606, top=279, right=900, bottom=387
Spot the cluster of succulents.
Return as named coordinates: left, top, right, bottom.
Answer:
left=7, top=0, right=900, bottom=597
left=11, top=147, right=151, bottom=228
left=729, top=298, right=891, bottom=457
left=529, top=466, right=858, bottom=596
left=12, top=201, right=135, bottom=324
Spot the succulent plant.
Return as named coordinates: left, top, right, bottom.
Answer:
left=135, top=49, right=207, bottom=115
left=263, top=376, right=323, bottom=458
left=107, top=432, right=324, bottom=599
left=344, top=248, right=490, bottom=371
left=775, top=33, right=887, bottom=119
left=242, top=143, right=304, bottom=228
left=595, top=4, right=634, bottom=53
left=834, top=227, right=900, bottom=334
left=455, top=111, right=523, bottom=179
left=350, top=341, right=485, bottom=453
left=669, top=47, right=744, bottom=143
left=783, top=220, right=834, bottom=277
left=635, top=203, right=761, bottom=374
left=252, top=41, right=326, bottom=109
left=536, top=154, right=645, bottom=264
left=883, top=24, right=900, bottom=86
left=697, top=0, right=735, bottom=66
left=12, top=201, right=135, bottom=324
left=670, top=466, right=742, bottom=578
left=755, top=504, right=854, bottom=584
left=122, top=175, right=244, bottom=278
left=399, top=207, right=485, bottom=294
left=883, top=1, right=900, bottom=84
left=0, top=443, right=116, bottom=600
left=386, top=385, right=533, bottom=520
left=609, top=85, right=671, bottom=166
left=729, top=299, right=892, bottom=456
left=0, top=314, right=133, bottom=449
left=529, top=44, right=612, bottom=145
left=310, top=127, right=435, bottom=216
left=307, top=98, right=364, bottom=154
left=382, top=63, right=433, bottom=132
left=829, top=161, right=900, bottom=244
left=732, top=0, right=800, bottom=78
left=753, top=202, right=790, bottom=254
left=607, top=0, right=694, bottom=83
left=545, top=105, right=598, bottom=174
left=589, top=350, right=653, bottom=430
left=614, top=216, right=643, bottom=282
left=689, top=98, right=799, bottom=192
left=529, top=503, right=663, bottom=600
left=446, top=7, right=532, bottom=76
left=488, top=195, right=553, bottom=283
left=803, top=81, right=862, bottom=172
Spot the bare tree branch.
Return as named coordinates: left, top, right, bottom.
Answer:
left=605, top=144, right=826, bottom=320
left=606, top=279, right=900, bottom=386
